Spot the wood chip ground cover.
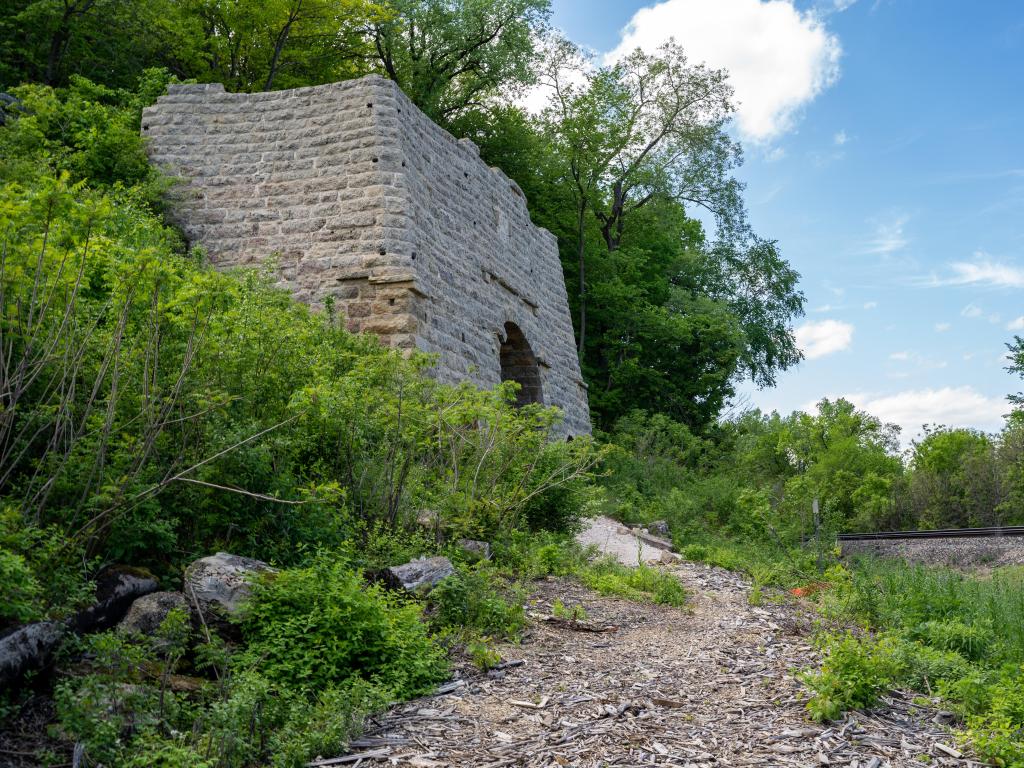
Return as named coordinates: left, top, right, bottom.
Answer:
left=325, top=521, right=981, bottom=767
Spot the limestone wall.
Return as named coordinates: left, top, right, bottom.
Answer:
left=141, top=75, right=590, bottom=434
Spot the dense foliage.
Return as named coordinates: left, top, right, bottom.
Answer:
left=2, top=2, right=1023, bottom=766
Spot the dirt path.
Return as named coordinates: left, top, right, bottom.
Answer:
left=328, top=521, right=980, bottom=768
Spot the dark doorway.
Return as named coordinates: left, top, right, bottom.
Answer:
left=499, top=322, right=544, bottom=407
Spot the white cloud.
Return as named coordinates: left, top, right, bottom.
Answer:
left=796, top=319, right=854, bottom=359
left=607, top=0, right=842, bottom=142
left=888, top=351, right=909, bottom=361
left=862, top=213, right=908, bottom=255
left=843, top=387, right=1008, bottom=447
left=765, top=146, right=787, bottom=162
left=929, top=252, right=1024, bottom=288
left=833, top=0, right=858, bottom=9
left=833, top=129, right=848, bottom=145
left=961, top=303, right=983, bottom=318
left=934, top=322, right=951, bottom=332
left=1009, top=316, right=1024, bottom=331
left=863, top=301, right=878, bottom=310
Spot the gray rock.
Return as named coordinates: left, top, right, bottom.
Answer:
left=647, top=520, right=670, bottom=537
left=458, top=539, right=491, bottom=562
left=70, top=567, right=159, bottom=634
left=383, top=556, right=455, bottom=595
left=183, top=552, right=275, bottom=616
left=0, top=622, right=64, bottom=687
left=118, top=591, right=190, bottom=637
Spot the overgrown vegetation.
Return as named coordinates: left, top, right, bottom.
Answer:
left=2, top=1, right=1023, bottom=766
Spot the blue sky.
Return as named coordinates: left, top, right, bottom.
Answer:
left=549, top=0, right=1024, bottom=443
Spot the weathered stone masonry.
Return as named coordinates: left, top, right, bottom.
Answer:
left=142, top=75, right=590, bottom=435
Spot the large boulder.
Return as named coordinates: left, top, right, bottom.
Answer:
left=0, top=622, right=64, bottom=687
left=383, top=556, right=455, bottom=595
left=69, top=566, right=159, bottom=634
left=183, top=552, right=275, bottom=617
left=118, top=591, right=191, bottom=638
left=458, top=539, right=491, bottom=563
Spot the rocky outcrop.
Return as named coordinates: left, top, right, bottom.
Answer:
left=458, top=540, right=491, bottom=562
left=383, top=556, right=455, bottom=595
left=183, top=552, right=275, bottom=616
left=118, top=591, right=190, bottom=637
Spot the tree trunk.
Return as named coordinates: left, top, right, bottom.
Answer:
left=599, top=180, right=625, bottom=252
left=264, top=1, right=301, bottom=91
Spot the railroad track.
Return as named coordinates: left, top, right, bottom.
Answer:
left=838, top=526, right=1024, bottom=541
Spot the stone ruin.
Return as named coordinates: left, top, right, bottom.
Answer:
left=141, top=75, right=590, bottom=435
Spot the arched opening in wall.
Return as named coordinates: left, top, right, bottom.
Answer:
left=499, top=322, right=544, bottom=408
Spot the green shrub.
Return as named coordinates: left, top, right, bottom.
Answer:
left=963, top=666, right=1024, bottom=767
left=580, top=559, right=687, bottom=607
left=803, top=633, right=902, bottom=721
left=491, top=530, right=590, bottom=578
left=238, top=557, right=447, bottom=698
left=429, top=566, right=526, bottom=639
left=196, top=670, right=389, bottom=768
left=0, top=548, right=42, bottom=623
left=911, top=619, right=994, bottom=662
left=890, top=637, right=972, bottom=691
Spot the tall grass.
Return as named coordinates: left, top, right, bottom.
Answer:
left=834, top=557, right=1024, bottom=665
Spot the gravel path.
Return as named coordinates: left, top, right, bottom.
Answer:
left=323, top=520, right=979, bottom=768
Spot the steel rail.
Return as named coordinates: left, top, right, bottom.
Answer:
left=838, top=526, right=1024, bottom=542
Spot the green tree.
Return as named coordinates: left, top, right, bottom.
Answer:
left=909, top=427, right=999, bottom=528
left=369, top=0, right=549, bottom=124
left=1008, top=335, right=1024, bottom=409
left=186, top=0, right=385, bottom=92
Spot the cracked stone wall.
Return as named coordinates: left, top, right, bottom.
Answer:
left=141, top=74, right=590, bottom=435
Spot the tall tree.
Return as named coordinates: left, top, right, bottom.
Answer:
left=1009, top=335, right=1024, bottom=409
left=369, top=0, right=549, bottom=124
left=538, top=39, right=748, bottom=356
left=187, top=0, right=385, bottom=92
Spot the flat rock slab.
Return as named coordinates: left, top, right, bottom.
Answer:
left=384, top=556, right=455, bottom=595
left=575, top=516, right=669, bottom=566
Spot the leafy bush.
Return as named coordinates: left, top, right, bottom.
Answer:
left=238, top=557, right=448, bottom=698
left=580, top=559, right=687, bottom=607
left=962, top=666, right=1024, bottom=768
left=0, top=548, right=41, bottom=623
left=429, top=565, right=526, bottom=639
left=911, top=618, right=994, bottom=662
left=803, top=633, right=902, bottom=722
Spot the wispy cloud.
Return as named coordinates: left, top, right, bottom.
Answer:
left=889, top=351, right=909, bottom=361
left=862, top=214, right=909, bottom=255
left=935, top=322, right=951, bottom=332
left=927, top=252, right=1024, bottom=288
left=833, top=129, right=849, bottom=145
left=961, top=303, right=983, bottom=318
left=863, top=301, right=878, bottom=310
left=796, top=319, right=854, bottom=359
left=1009, top=316, right=1024, bottom=331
